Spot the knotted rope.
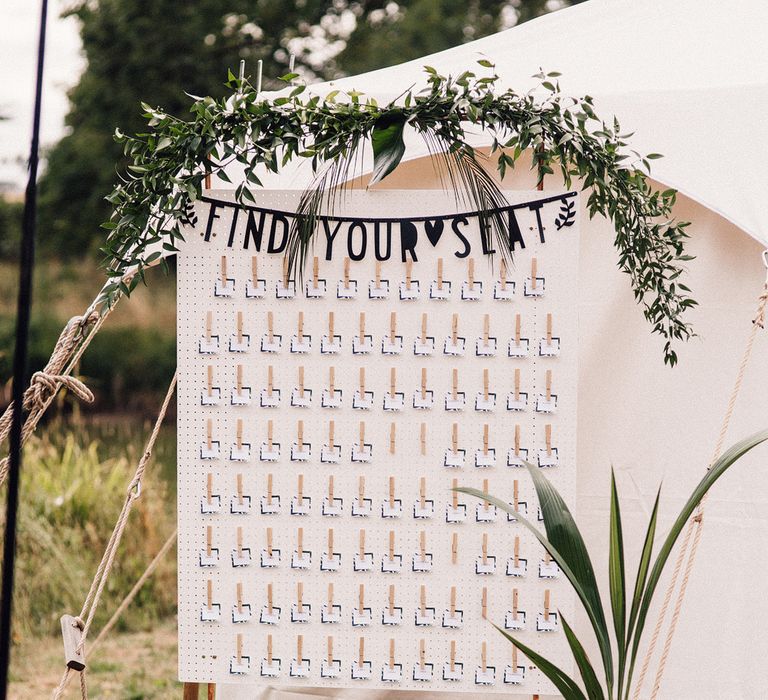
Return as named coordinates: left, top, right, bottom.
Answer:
left=52, top=372, right=177, bottom=700
left=634, top=258, right=768, bottom=699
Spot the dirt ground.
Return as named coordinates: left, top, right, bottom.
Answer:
left=9, top=622, right=180, bottom=699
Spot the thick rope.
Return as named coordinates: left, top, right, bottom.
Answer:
left=51, top=372, right=177, bottom=700
left=633, top=273, right=768, bottom=700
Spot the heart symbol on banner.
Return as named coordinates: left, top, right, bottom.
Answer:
left=424, top=219, right=444, bottom=247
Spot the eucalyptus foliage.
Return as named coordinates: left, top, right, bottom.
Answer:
left=458, top=428, right=768, bottom=699
left=103, top=62, right=695, bottom=364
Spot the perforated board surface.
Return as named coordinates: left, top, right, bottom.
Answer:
left=177, top=189, right=580, bottom=694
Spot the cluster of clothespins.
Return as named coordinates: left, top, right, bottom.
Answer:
left=212, top=255, right=546, bottom=303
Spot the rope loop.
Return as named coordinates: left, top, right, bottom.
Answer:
left=25, top=371, right=94, bottom=409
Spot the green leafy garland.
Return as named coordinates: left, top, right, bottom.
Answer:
left=103, top=62, right=695, bottom=365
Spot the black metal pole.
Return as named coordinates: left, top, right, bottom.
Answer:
left=0, top=1, right=48, bottom=695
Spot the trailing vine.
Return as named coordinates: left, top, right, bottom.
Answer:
left=103, top=62, right=695, bottom=365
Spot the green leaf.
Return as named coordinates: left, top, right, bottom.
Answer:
left=560, top=614, right=606, bottom=700
left=494, top=625, right=588, bottom=700
left=369, top=112, right=406, bottom=185
left=629, top=429, right=768, bottom=682
left=608, top=470, right=627, bottom=690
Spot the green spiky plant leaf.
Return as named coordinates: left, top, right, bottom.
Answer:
left=457, top=427, right=768, bottom=699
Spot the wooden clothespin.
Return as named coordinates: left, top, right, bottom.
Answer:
left=267, top=420, right=273, bottom=450
left=358, top=312, right=365, bottom=343
left=483, top=478, right=490, bottom=511
left=419, top=530, right=427, bottom=562
left=482, top=533, right=488, bottom=566
left=483, top=424, right=489, bottom=455
left=267, top=311, right=274, bottom=343
left=513, top=536, right=520, bottom=567
left=374, top=261, right=382, bottom=289
left=483, top=368, right=489, bottom=401
left=514, top=425, right=521, bottom=456
left=236, top=310, right=243, bottom=342
left=206, top=365, right=213, bottom=397
left=358, top=421, right=365, bottom=448
left=419, top=639, right=426, bottom=670
left=236, top=633, right=243, bottom=664
left=297, top=527, right=304, bottom=555
left=389, top=422, right=396, bottom=455
left=328, top=583, right=334, bottom=610
left=266, top=527, right=273, bottom=557
left=481, top=641, right=487, bottom=673
left=359, top=529, right=366, bottom=558
left=451, top=478, right=458, bottom=510
left=267, top=583, right=273, bottom=615
left=389, top=638, right=396, bottom=670
left=419, top=477, right=426, bottom=509
left=251, top=255, right=258, bottom=283
left=514, top=368, right=521, bottom=401
left=388, top=584, right=395, bottom=616
left=267, top=473, right=273, bottom=504
left=514, top=313, right=521, bottom=346
left=468, top=257, right=475, bottom=287
left=531, top=257, right=538, bottom=289
left=328, top=366, right=335, bottom=396
left=206, top=525, right=213, bottom=556
left=452, top=368, right=459, bottom=400
left=236, top=418, right=243, bottom=449
left=420, top=423, right=427, bottom=456
left=297, top=634, right=303, bottom=662
left=358, top=637, right=365, bottom=667
left=389, top=367, right=397, bottom=398
left=451, top=532, right=458, bottom=564
left=437, top=258, right=444, bottom=289
left=236, top=473, right=244, bottom=505
left=220, top=255, right=227, bottom=285
left=327, top=527, right=334, bottom=555
left=405, top=259, right=413, bottom=290
left=297, top=474, right=304, bottom=503
left=267, top=633, right=273, bottom=666
left=206, top=579, right=213, bottom=610
left=450, top=640, right=456, bottom=672
left=450, top=586, right=456, bottom=616
left=328, top=475, right=334, bottom=502
left=389, top=311, right=397, bottom=343
left=205, top=310, right=212, bottom=341
left=500, top=258, right=508, bottom=290
left=282, top=255, right=290, bottom=287
left=312, top=256, right=319, bottom=289
left=297, top=311, right=304, bottom=338
left=388, top=530, right=396, bottom=561
left=420, top=313, right=427, bottom=344
left=546, top=369, right=552, bottom=401
left=483, top=314, right=490, bottom=347
left=297, top=581, right=304, bottom=613
left=388, top=476, right=396, bottom=508
left=328, top=311, right=334, bottom=338
left=359, top=367, right=366, bottom=396
left=481, top=586, right=488, bottom=619
left=512, top=588, right=519, bottom=621
left=343, top=257, right=351, bottom=289
left=329, top=420, right=335, bottom=447
left=206, top=473, right=213, bottom=505
left=358, top=475, right=365, bottom=503
left=206, top=419, right=213, bottom=451
left=236, top=364, right=243, bottom=395
left=451, top=422, right=459, bottom=453
left=451, top=313, right=458, bottom=344
left=546, top=424, right=552, bottom=455
left=421, top=368, right=428, bottom=400
left=512, top=644, right=518, bottom=669
left=357, top=584, right=365, bottom=614
left=297, top=420, right=304, bottom=448
left=267, top=365, right=273, bottom=397
left=327, top=636, right=334, bottom=665
left=298, top=366, right=305, bottom=398
left=236, top=581, right=243, bottom=614
left=546, top=312, right=553, bottom=344
left=420, top=584, right=427, bottom=617
left=544, top=549, right=552, bottom=566
left=513, top=479, right=519, bottom=510
left=544, top=589, right=551, bottom=621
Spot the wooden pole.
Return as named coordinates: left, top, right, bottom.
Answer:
left=207, top=683, right=216, bottom=699
left=182, top=682, right=199, bottom=700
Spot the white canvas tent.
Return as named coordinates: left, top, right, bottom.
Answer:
left=219, top=1, right=768, bottom=698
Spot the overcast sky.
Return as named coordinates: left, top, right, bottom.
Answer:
left=0, top=0, right=83, bottom=191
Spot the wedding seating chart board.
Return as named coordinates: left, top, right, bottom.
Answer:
left=177, top=189, right=580, bottom=694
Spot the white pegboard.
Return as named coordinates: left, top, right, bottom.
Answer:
left=176, top=189, right=580, bottom=694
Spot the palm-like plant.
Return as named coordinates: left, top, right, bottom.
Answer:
left=457, top=428, right=768, bottom=699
